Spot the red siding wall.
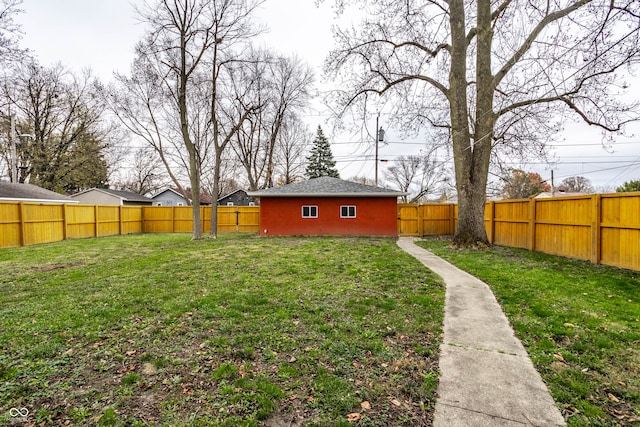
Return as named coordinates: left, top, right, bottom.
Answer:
left=259, top=197, right=398, bottom=237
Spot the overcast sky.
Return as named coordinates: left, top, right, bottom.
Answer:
left=14, top=0, right=640, bottom=190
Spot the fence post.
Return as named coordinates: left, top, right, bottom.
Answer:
left=450, top=204, right=456, bottom=235
left=487, top=201, right=496, bottom=245
left=94, top=205, right=99, bottom=238
left=591, top=194, right=602, bottom=265
left=18, top=202, right=25, bottom=246
left=118, top=206, right=123, bottom=235
left=528, top=198, right=536, bottom=251
left=62, top=203, right=68, bottom=241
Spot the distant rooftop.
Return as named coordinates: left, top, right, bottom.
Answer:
left=0, top=182, right=77, bottom=203
left=72, top=188, right=152, bottom=203
left=247, top=177, right=407, bottom=197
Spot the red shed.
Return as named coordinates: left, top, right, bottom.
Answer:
left=248, top=177, right=406, bottom=237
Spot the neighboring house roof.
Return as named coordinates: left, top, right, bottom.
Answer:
left=534, top=191, right=587, bottom=199
left=217, top=189, right=249, bottom=201
left=181, top=188, right=214, bottom=205
left=152, top=188, right=184, bottom=200
left=247, top=176, right=407, bottom=198
left=152, top=188, right=213, bottom=205
left=0, top=182, right=78, bottom=203
left=71, top=188, right=153, bottom=203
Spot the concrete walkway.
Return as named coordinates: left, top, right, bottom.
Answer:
left=397, top=237, right=566, bottom=427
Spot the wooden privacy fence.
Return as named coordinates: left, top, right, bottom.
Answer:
left=0, top=204, right=259, bottom=249
left=2, top=194, right=639, bottom=271
left=397, top=203, right=457, bottom=237
left=397, top=193, right=640, bottom=271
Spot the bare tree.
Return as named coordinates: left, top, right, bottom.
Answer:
left=201, top=0, right=263, bottom=237
left=228, top=48, right=270, bottom=191
left=348, top=175, right=376, bottom=186
left=134, top=0, right=219, bottom=239
left=1, top=61, right=113, bottom=192
left=274, top=114, right=310, bottom=184
left=560, top=176, right=593, bottom=193
left=128, top=0, right=262, bottom=239
left=384, top=154, right=450, bottom=203
left=0, top=0, right=25, bottom=65
left=229, top=49, right=314, bottom=190
left=104, top=55, right=191, bottom=200
left=323, top=0, right=640, bottom=246
left=262, top=54, right=314, bottom=187
left=208, top=57, right=264, bottom=236
left=114, top=146, right=168, bottom=195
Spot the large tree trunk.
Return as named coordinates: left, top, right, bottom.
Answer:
left=186, top=145, right=202, bottom=239
left=209, top=147, right=222, bottom=238
left=178, top=27, right=202, bottom=240
left=450, top=0, right=492, bottom=246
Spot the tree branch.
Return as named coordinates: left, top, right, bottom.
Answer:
left=493, top=0, right=592, bottom=88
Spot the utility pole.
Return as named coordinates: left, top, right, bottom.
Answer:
left=374, top=114, right=384, bottom=186
left=10, top=115, right=17, bottom=183
left=375, top=114, right=379, bottom=186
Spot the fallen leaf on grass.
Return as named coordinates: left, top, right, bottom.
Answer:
left=347, top=413, right=362, bottom=422
left=126, top=350, right=137, bottom=356
left=360, top=401, right=371, bottom=410
left=608, top=393, right=620, bottom=402
left=142, top=363, right=157, bottom=375
left=553, top=353, right=565, bottom=362
left=390, top=398, right=401, bottom=407
left=63, top=348, right=74, bottom=355
left=563, top=323, right=575, bottom=328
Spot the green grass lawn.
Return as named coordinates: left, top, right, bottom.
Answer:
left=0, top=234, right=444, bottom=426
left=416, top=237, right=640, bottom=426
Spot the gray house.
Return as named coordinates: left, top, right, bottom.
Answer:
left=0, top=182, right=78, bottom=204
left=152, top=188, right=188, bottom=206
left=70, top=188, right=153, bottom=206
left=217, top=189, right=256, bottom=206
left=152, top=188, right=214, bottom=206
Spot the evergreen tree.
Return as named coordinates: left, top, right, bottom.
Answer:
left=616, top=179, right=640, bottom=193
left=305, top=126, right=339, bottom=179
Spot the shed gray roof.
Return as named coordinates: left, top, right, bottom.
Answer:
left=0, top=182, right=77, bottom=203
left=247, top=177, right=407, bottom=197
left=72, top=188, right=152, bottom=203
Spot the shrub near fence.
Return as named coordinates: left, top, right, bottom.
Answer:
left=0, top=204, right=260, bottom=249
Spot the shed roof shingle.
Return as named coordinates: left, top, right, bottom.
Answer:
left=247, top=177, right=406, bottom=197
left=72, top=188, right=152, bottom=203
left=0, top=182, right=76, bottom=202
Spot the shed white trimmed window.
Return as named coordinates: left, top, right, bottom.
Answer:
left=302, top=205, right=318, bottom=218
left=340, top=205, right=356, bottom=218
left=227, top=201, right=234, bottom=206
